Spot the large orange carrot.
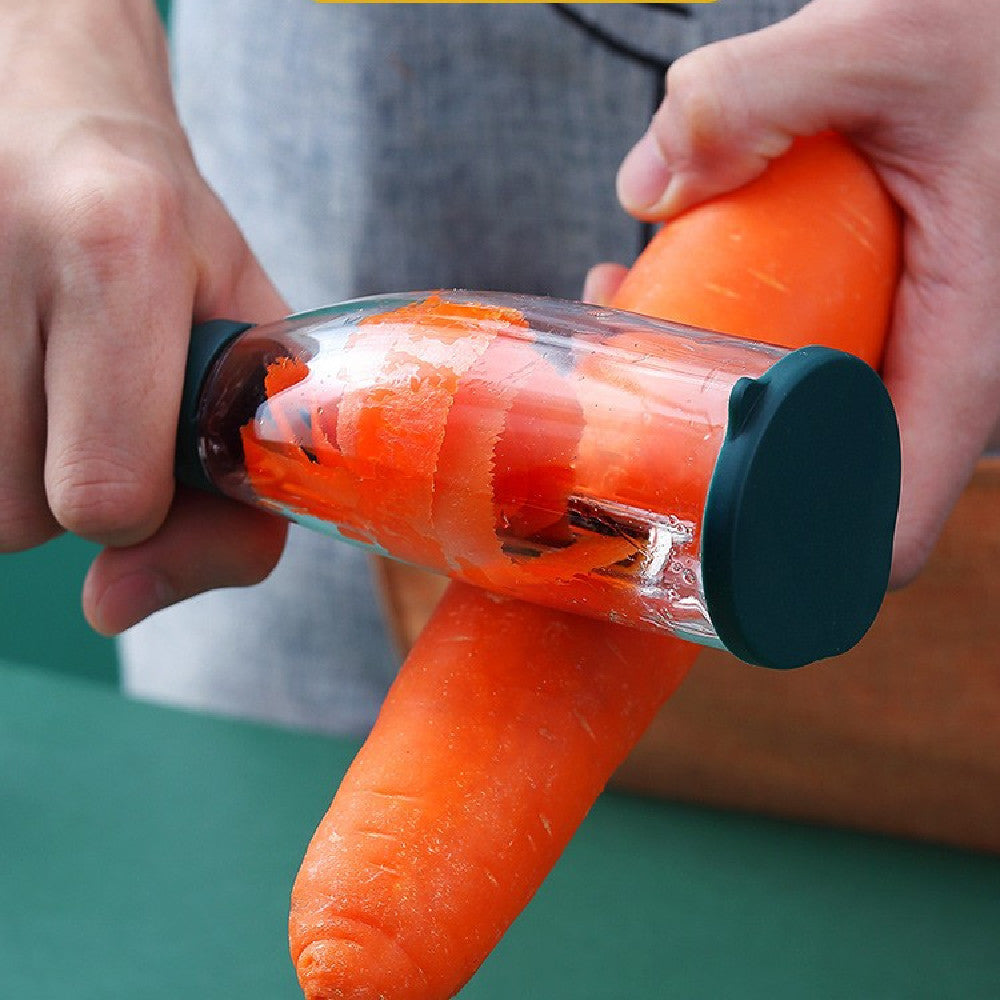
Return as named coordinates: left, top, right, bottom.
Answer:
left=288, top=133, right=901, bottom=999
left=611, top=130, right=899, bottom=369
left=290, top=583, right=692, bottom=997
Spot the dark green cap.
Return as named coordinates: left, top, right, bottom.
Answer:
left=175, top=319, right=252, bottom=495
left=702, top=346, right=900, bottom=669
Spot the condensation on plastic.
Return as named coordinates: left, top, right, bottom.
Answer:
left=194, top=291, right=785, bottom=645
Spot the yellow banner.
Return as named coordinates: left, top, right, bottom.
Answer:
left=314, top=2, right=718, bottom=5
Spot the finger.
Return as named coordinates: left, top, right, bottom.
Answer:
left=582, top=262, right=628, bottom=307
left=881, top=200, right=1000, bottom=586
left=190, top=191, right=288, bottom=324
left=616, top=0, right=892, bottom=220
left=42, top=163, right=198, bottom=547
left=0, top=290, right=61, bottom=550
left=42, top=162, right=286, bottom=553
left=76, top=188, right=290, bottom=630
left=82, top=486, right=287, bottom=635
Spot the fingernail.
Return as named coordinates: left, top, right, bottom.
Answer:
left=90, top=571, right=177, bottom=635
left=617, top=131, right=673, bottom=213
left=644, top=175, right=689, bottom=219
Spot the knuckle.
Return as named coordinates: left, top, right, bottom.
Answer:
left=47, top=446, right=166, bottom=543
left=663, top=51, right=703, bottom=111
left=51, top=159, right=182, bottom=267
left=662, top=47, right=740, bottom=169
left=665, top=47, right=728, bottom=134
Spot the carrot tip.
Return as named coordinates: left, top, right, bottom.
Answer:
left=295, top=925, right=430, bottom=1000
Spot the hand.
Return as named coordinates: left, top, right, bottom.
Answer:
left=0, top=0, right=288, bottom=633
left=608, top=0, right=1000, bottom=587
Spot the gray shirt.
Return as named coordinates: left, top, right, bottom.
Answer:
left=121, top=1, right=807, bottom=735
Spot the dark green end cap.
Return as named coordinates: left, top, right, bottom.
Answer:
left=175, top=319, right=252, bottom=494
left=702, top=346, right=900, bottom=669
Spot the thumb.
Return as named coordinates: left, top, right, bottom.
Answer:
left=617, top=0, right=888, bottom=220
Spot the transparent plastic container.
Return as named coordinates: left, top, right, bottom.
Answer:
left=177, top=291, right=900, bottom=668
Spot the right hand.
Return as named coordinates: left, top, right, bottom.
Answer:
left=0, top=0, right=289, bottom=634
left=608, top=0, right=1000, bottom=591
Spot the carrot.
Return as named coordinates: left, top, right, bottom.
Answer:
left=577, top=129, right=900, bottom=529
left=290, top=582, right=692, bottom=998
left=288, top=132, right=900, bottom=1000
left=611, top=130, right=899, bottom=369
